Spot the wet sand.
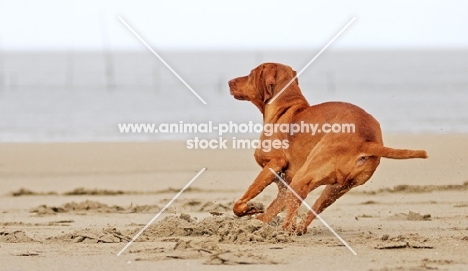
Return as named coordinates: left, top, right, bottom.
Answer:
left=1, top=134, right=468, bottom=270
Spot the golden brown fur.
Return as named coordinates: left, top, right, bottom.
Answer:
left=228, top=63, right=427, bottom=234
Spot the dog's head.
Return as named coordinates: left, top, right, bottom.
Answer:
left=228, top=63, right=298, bottom=106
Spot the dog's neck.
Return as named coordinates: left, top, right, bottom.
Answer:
left=260, top=85, right=309, bottom=123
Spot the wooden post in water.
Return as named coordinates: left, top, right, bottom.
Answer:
left=99, top=10, right=114, bottom=91
left=325, top=71, right=336, bottom=93
left=66, top=51, right=74, bottom=90
left=218, top=73, right=225, bottom=94
left=153, top=61, right=161, bottom=92
left=0, top=37, right=6, bottom=91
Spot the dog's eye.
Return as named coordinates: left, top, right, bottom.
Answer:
left=357, top=156, right=367, bottom=166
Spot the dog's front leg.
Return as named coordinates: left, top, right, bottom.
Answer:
left=233, top=158, right=287, bottom=217
left=257, top=179, right=288, bottom=223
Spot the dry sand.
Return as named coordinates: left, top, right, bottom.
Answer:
left=1, top=134, right=468, bottom=270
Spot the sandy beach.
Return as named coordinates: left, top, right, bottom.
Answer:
left=1, top=134, right=467, bottom=270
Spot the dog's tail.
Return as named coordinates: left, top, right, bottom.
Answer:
left=362, top=142, right=428, bottom=159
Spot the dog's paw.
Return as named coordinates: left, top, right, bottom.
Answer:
left=282, top=220, right=296, bottom=233
left=283, top=220, right=308, bottom=235
left=246, top=202, right=265, bottom=214
left=233, top=201, right=264, bottom=217
left=295, top=223, right=308, bottom=235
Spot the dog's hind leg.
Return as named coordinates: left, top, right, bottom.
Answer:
left=282, top=147, right=339, bottom=232
left=295, top=183, right=353, bottom=234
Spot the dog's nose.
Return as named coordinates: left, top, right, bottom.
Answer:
left=228, top=79, right=235, bottom=87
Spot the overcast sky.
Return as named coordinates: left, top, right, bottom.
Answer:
left=0, top=0, right=467, bottom=50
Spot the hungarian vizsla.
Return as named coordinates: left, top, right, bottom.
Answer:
left=228, top=63, right=427, bottom=234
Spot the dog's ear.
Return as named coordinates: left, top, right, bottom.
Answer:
left=292, top=70, right=299, bottom=85
left=263, top=64, right=277, bottom=102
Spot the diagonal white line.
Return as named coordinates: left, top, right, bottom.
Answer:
left=117, top=167, right=207, bottom=256
left=268, top=17, right=356, bottom=104
left=268, top=168, right=357, bottom=255
left=118, top=16, right=207, bottom=105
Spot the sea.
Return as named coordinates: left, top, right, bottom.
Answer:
left=0, top=50, right=467, bottom=142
